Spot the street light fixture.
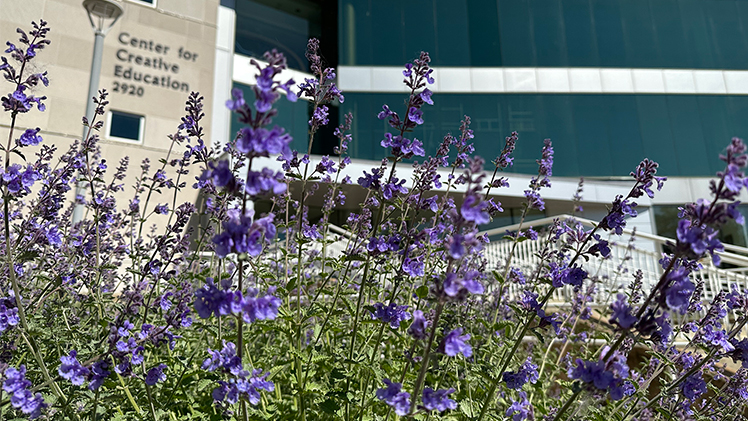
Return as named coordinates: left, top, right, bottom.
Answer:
left=73, top=0, right=124, bottom=223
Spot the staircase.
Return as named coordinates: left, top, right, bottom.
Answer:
left=481, top=214, right=748, bottom=335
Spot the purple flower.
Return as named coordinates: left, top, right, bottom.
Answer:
left=3, top=164, right=39, bottom=195
left=3, top=366, right=47, bottom=419
left=408, top=310, right=428, bottom=340
left=523, top=189, right=545, bottom=211
left=145, top=364, right=167, bottom=386
left=730, top=339, right=748, bottom=367
left=226, top=87, right=246, bottom=111
left=212, top=212, right=276, bottom=258
left=154, top=204, right=168, bottom=215
left=376, top=379, right=410, bottom=416
left=236, top=126, right=293, bottom=158
left=461, top=194, right=489, bottom=225
left=506, top=392, right=533, bottom=421
left=88, top=360, right=110, bottom=391
left=549, top=263, right=586, bottom=288
left=443, top=328, right=472, bottom=358
left=194, top=280, right=236, bottom=319
left=408, top=107, right=424, bottom=125
left=609, top=294, right=637, bottom=329
left=569, top=359, right=615, bottom=391
left=241, top=289, right=281, bottom=323
left=443, top=271, right=484, bottom=297
left=503, top=358, right=539, bottom=390
left=536, top=139, right=553, bottom=177
left=422, top=387, right=456, bottom=412
left=601, top=196, right=638, bottom=235
left=494, top=131, right=518, bottom=169
left=420, top=88, right=433, bottom=105
left=0, top=302, right=19, bottom=333
left=212, top=368, right=274, bottom=406
left=244, top=168, right=287, bottom=196
left=17, top=127, right=42, bottom=146
left=203, top=342, right=244, bottom=375
left=699, top=323, right=734, bottom=353
left=315, top=156, right=336, bottom=174
left=59, top=350, right=90, bottom=386
left=371, top=302, right=411, bottom=328
left=676, top=219, right=723, bottom=265
left=519, top=290, right=540, bottom=312
left=309, top=105, right=329, bottom=127
left=630, top=159, right=666, bottom=199
left=200, top=159, right=235, bottom=189
left=663, top=266, right=695, bottom=314
left=403, top=257, right=424, bottom=277
left=680, top=373, right=707, bottom=400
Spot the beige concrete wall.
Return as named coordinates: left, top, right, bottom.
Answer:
left=0, top=0, right=220, bottom=217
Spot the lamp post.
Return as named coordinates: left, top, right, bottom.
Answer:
left=73, top=0, right=124, bottom=223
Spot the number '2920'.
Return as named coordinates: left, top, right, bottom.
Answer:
left=112, top=82, right=144, bottom=97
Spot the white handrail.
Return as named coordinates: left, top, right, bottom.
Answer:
left=480, top=214, right=748, bottom=268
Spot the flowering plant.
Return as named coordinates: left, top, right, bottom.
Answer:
left=1, top=20, right=748, bottom=421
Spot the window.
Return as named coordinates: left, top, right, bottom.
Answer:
left=127, top=0, right=155, bottom=6
left=106, top=110, right=144, bottom=144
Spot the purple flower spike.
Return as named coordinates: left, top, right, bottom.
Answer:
left=503, top=357, right=539, bottom=390
left=680, top=373, right=707, bottom=400
left=408, top=310, right=428, bottom=340
left=609, top=294, right=637, bottom=329
left=422, top=387, right=457, bottom=412
left=145, top=364, right=167, bottom=386
left=59, top=350, right=90, bottom=386
left=376, top=379, right=410, bottom=416
left=442, top=328, right=472, bottom=358
left=3, top=365, right=47, bottom=419
left=371, top=302, right=411, bottom=328
left=506, top=391, right=533, bottom=421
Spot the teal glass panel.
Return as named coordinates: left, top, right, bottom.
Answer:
left=234, top=2, right=311, bottom=71
left=434, top=1, right=471, bottom=66
left=569, top=96, right=612, bottom=175
left=340, top=93, right=748, bottom=177
left=650, top=0, right=690, bottom=68
left=619, top=0, right=661, bottom=68
left=591, top=0, right=627, bottom=66
left=666, top=96, right=709, bottom=176
left=678, top=0, right=717, bottom=69
left=402, top=2, right=437, bottom=64
left=338, top=0, right=748, bottom=68
left=635, top=96, right=678, bottom=175
left=604, top=96, right=646, bottom=172
left=497, top=0, right=535, bottom=66
left=695, top=96, right=734, bottom=175
left=534, top=95, right=579, bottom=176
left=466, top=0, right=502, bottom=66
left=562, top=0, right=598, bottom=66
left=531, top=0, right=567, bottom=67
left=709, top=1, right=748, bottom=69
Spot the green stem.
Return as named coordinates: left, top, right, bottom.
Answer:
left=409, top=301, right=445, bottom=414
left=551, top=386, right=583, bottom=421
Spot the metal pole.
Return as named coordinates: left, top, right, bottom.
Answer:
left=72, top=29, right=106, bottom=223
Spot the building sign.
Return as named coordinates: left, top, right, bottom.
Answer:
left=112, top=32, right=199, bottom=96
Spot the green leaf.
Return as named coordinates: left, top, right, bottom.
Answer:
left=416, top=285, right=429, bottom=299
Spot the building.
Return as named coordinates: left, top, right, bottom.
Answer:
left=223, top=0, right=748, bottom=250
left=0, top=0, right=220, bottom=213
left=4, top=0, right=748, bottom=250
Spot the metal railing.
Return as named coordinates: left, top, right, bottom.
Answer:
left=481, top=214, right=748, bottom=334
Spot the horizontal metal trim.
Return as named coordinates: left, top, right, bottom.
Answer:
left=336, top=66, right=748, bottom=95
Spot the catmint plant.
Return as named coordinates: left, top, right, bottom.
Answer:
left=0, top=19, right=747, bottom=421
